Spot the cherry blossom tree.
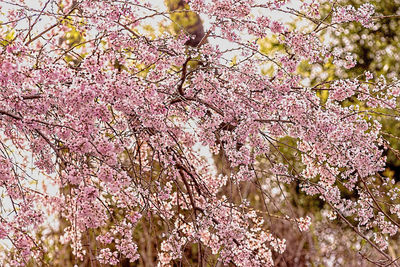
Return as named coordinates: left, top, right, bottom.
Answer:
left=0, top=0, right=400, bottom=266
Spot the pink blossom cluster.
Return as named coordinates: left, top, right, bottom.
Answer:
left=332, top=3, right=375, bottom=28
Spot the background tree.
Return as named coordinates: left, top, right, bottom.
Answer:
left=328, top=0, right=400, bottom=180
